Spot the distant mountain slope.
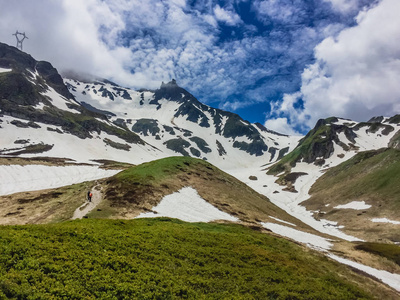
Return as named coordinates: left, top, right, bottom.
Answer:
left=64, top=75, right=299, bottom=168
left=302, top=148, right=400, bottom=243
left=0, top=42, right=168, bottom=164
left=268, top=116, right=399, bottom=175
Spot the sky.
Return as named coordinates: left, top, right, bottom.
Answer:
left=0, top=0, right=399, bottom=135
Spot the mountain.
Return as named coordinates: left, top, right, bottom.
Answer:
left=1, top=43, right=400, bottom=296
left=63, top=74, right=299, bottom=168
left=267, top=116, right=399, bottom=175
left=0, top=42, right=150, bottom=163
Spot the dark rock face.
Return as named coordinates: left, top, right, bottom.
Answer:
left=233, top=140, right=268, bottom=156
left=0, top=43, right=74, bottom=101
left=132, top=119, right=160, bottom=136
left=0, top=43, right=144, bottom=145
left=216, top=140, right=226, bottom=156
left=35, top=61, right=74, bottom=100
left=164, top=138, right=191, bottom=156
left=189, top=137, right=211, bottom=154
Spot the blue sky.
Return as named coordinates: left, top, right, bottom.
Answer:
left=1, top=0, right=399, bottom=135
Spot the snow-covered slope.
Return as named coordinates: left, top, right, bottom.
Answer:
left=228, top=116, right=400, bottom=242
left=64, top=77, right=300, bottom=169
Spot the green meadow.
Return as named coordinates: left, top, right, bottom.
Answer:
left=0, top=218, right=377, bottom=299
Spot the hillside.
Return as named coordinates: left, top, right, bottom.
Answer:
left=0, top=218, right=397, bottom=299
left=302, top=148, right=400, bottom=243
left=267, top=116, right=399, bottom=175
left=88, top=156, right=304, bottom=227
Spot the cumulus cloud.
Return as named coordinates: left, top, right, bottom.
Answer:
left=268, top=0, right=400, bottom=131
left=252, top=0, right=306, bottom=24
left=1, top=0, right=388, bottom=136
left=213, top=4, right=242, bottom=26
left=264, top=117, right=301, bottom=136
left=323, top=0, right=360, bottom=13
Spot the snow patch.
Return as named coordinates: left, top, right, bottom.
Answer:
left=372, top=218, right=400, bottom=225
left=0, top=165, right=120, bottom=196
left=328, top=254, right=400, bottom=292
left=334, top=201, right=371, bottom=210
left=269, top=216, right=296, bottom=227
left=0, top=67, right=12, bottom=73
left=261, top=222, right=333, bottom=251
left=137, top=187, right=239, bottom=223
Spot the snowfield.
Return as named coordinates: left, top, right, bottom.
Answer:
left=261, top=222, right=333, bottom=251
left=136, top=187, right=239, bottom=223
left=0, top=164, right=120, bottom=196
left=328, top=254, right=400, bottom=292
left=372, top=218, right=400, bottom=225
left=334, top=201, right=372, bottom=210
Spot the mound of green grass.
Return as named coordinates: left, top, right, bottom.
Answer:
left=101, top=157, right=301, bottom=226
left=310, top=148, right=400, bottom=204
left=0, top=218, right=376, bottom=299
left=303, top=148, right=400, bottom=242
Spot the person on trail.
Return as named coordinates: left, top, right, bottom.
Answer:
left=87, top=190, right=93, bottom=202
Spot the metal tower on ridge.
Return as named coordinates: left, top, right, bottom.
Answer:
left=12, top=31, right=28, bottom=51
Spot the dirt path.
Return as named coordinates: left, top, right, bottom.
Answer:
left=72, top=184, right=102, bottom=219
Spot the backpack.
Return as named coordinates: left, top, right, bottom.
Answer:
left=89, top=192, right=93, bottom=198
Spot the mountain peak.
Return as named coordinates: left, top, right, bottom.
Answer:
left=160, top=79, right=178, bottom=88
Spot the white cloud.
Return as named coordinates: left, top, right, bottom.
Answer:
left=264, top=117, right=301, bottom=135
left=270, top=0, right=400, bottom=130
left=253, top=0, right=304, bottom=23
left=323, top=0, right=359, bottom=13
left=213, top=5, right=242, bottom=26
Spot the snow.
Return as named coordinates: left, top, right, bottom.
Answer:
left=328, top=254, right=400, bottom=292
left=230, top=163, right=363, bottom=242
left=269, top=216, right=296, bottom=227
left=261, top=221, right=400, bottom=292
left=41, top=86, right=78, bottom=113
left=0, top=67, right=12, bottom=73
left=261, top=222, right=333, bottom=251
left=136, top=187, right=239, bottom=223
left=334, top=201, right=372, bottom=210
left=372, top=218, right=400, bottom=225
left=0, top=164, right=120, bottom=196
left=0, top=115, right=166, bottom=165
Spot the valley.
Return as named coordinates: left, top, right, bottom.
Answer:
left=1, top=41, right=400, bottom=298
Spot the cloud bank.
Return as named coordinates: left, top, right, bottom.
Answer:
left=1, top=0, right=395, bottom=135
left=268, top=0, right=400, bottom=133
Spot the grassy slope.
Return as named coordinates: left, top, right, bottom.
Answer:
left=96, top=156, right=303, bottom=228
left=0, top=218, right=395, bottom=299
left=302, top=148, right=400, bottom=242
left=267, top=121, right=333, bottom=175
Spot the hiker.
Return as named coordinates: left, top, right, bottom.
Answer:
left=87, top=190, right=93, bottom=202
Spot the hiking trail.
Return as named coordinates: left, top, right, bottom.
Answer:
left=72, top=184, right=102, bottom=219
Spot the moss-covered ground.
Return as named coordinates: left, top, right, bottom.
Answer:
left=0, top=218, right=383, bottom=299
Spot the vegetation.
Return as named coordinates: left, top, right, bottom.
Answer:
left=303, top=148, right=400, bottom=242
left=103, top=138, right=131, bottom=151
left=100, top=156, right=301, bottom=225
left=0, top=143, right=54, bottom=156
left=355, top=242, right=400, bottom=266
left=0, top=218, right=379, bottom=299
left=267, top=120, right=333, bottom=175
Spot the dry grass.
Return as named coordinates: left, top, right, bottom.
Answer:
left=91, top=157, right=310, bottom=231
left=0, top=181, right=95, bottom=225
left=332, top=240, right=400, bottom=276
